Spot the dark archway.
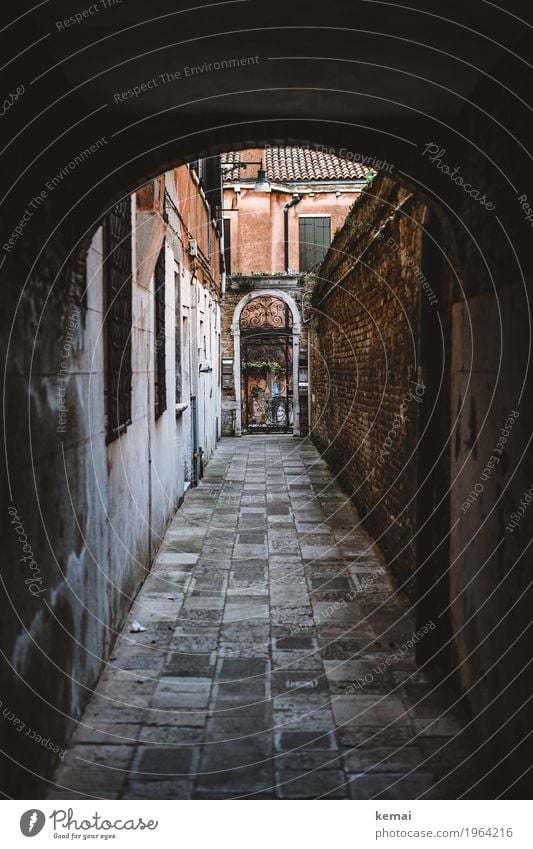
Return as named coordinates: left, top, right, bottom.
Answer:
left=1, top=1, right=532, bottom=799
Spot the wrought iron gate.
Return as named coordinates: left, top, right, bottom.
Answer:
left=240, top=296, right=294, bottom=433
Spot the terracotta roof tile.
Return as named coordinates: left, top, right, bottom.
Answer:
left=221, top=146, right=370, bottom=182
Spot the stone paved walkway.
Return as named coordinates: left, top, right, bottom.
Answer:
left=49, top=436, right=475, bottom=800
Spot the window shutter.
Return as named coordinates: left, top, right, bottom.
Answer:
left=299, top=217, right=331, bottom=272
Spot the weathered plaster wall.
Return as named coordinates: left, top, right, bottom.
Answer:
left=450, top=287, right=533, bottom=790
left=173, top=166, right=222, bottom=466
left=1, top=189, right=184, bottom=798
left=224, top=188, right=363, bottom=275
left=222, top=146, right=363, bottom=275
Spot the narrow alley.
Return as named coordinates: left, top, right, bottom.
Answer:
left=3, top=0, right=533, bottom=819
left=49, top=436, right=474, bottom=800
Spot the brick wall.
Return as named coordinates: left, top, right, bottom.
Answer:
left=310, top=140, right=533, bottom=791
left=310, top=174, right=452, bottom=597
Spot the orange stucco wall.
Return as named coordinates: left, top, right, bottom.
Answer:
left=223, top=183, right=363, bottom=274
left=175, top=166, right=221, bottom=288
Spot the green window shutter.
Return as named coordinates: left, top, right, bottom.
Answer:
left=299, top=218, right=312, bottom=272
left=299, top=217, right=331, bottom=271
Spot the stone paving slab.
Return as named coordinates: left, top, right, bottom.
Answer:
left=49, top=436, right=476, bottom=800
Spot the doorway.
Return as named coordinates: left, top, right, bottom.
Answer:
left=240, top=295, right=294, bottom=433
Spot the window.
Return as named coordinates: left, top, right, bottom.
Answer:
left=299, top=216, right=331, bottom=272
left=174, top=273, right=182, bottom=404
left=104, top=197, right=133, bottom=442
left=179, top=313, right=189, bottom=404
left=203, top=156, right=222, bottom=222
left=223, top=218, right=231, bottom=274
left=190, top=157, right=222, bottom=223
left=154, top=244, right=167, bottom=419
left=189, top=159, right=202, bottom=180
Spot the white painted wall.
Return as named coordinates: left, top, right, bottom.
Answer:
left=86, top=194, right=183, bottom=608
left=165, top=167, right=221, bottom=481
left=3, top=171, right=221, bottom=795
left=147, top=236, right=181, bottom=557
left=180, top=267, right=221, bottom=475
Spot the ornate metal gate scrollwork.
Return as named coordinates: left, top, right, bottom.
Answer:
left=240, top=296, right=293, bottom=331
left=240, top=296, right=294, bottom=433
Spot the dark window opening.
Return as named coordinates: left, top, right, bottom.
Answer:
left=104, top=197, right=133, bottom=442
left=175, top=273, right=182, bottom=404
left=179, top=314, right=189, bottom=406
left=202, top=156, right=222, bottom=223
left=223, top=218, right=231, bottom=274
left=299, top=216, right=331, bottom=272
left=189, top=159, right=201, bottom=179
left=154, top=244, right=167, bottom=419
left=191, top=157, right=222, bottom=226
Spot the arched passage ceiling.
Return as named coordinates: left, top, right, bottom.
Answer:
left=1, top=0, right=531, bottom=250
left=28, top=0, right=528, bottom=121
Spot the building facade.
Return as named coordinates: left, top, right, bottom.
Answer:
left=169, top=163, right=223, bottom=483
left=221, top=145, right=368, bottom=275
left=220, top=146, right=368, bottom=437
left=220, top=275, right=311, bottom=438
left=1, top=162, right=223, bottom=795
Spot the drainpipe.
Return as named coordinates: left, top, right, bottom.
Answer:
left=284, top=194, right=301, bottom=272
left=191, top=394, right=199, bottom=486
left=308, top=324, right=312, bottom=437
left=190, top=263, right=200, bottom=485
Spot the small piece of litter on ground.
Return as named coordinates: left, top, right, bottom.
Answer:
left=130, top=620, right=146, bottom=632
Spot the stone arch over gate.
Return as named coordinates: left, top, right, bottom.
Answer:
left=231, top=289, right=302, bottom=437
